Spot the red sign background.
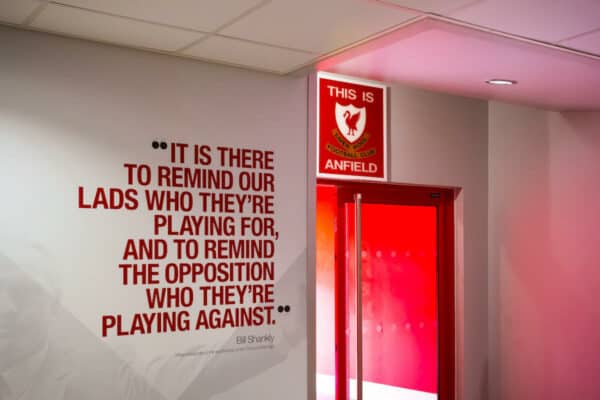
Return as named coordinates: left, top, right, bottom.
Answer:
left=317, top=73, right=387, bottom=180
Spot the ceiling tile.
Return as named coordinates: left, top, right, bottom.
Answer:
left=55, top=0, right=264, bottom=32
left=221, top=0, right=417, bottom=53
left=378, top=0, right=482, bottom=14
left=561, top=30, right=600, bottom=56
left=31, top=3, right=204, bottom=52
left=181, top=35, right=316, bottom=73
left=451, top=0, right=600, bottom=43
left=0, top=0, right=40, bottom=24
left=320, top=19, right=600, bottom=111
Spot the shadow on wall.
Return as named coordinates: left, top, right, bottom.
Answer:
left=0, top=240, right=307, bottom=400
left=0, top=241, right=165, bottom=400
left=489, top=106, right=600, bottom=400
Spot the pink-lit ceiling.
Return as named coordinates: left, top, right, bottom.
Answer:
left=1, top=1, right=599, bottom=109
left=319, top=18, right=600, bottom=111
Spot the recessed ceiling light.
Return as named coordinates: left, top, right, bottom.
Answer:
left=486, top=79, right=517, bottom=86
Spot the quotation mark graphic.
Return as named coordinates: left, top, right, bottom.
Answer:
left=152, top=140, right=168, bottom=150
left=277, top=305, right=291, bottom=313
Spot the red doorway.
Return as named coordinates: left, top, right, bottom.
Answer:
left=316, top=182, right=454, bottom=400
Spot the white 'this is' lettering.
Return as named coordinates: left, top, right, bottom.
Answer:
left=327, top=85, right=356, bottom=100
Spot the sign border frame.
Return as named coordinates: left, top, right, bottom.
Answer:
left=316, top=71, right=388, bottom=182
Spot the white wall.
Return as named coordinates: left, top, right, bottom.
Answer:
left=488, top=102, right=600, bottom=400
left=389, top=87, right=489, bottom=400
left=1, top=25, right=492, bottom=400
left=0, top=26, right=308, bottom=400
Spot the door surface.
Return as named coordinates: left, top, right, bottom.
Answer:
left=315, top=183, right=454, bottom=400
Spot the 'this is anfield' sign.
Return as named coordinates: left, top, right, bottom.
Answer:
left=317, top=72, right=387, bottom=181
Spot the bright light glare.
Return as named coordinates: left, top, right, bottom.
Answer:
left=486, top=79, right=517, bottom=85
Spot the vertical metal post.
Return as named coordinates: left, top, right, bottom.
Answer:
left=354, top=193, right=363, bottom=400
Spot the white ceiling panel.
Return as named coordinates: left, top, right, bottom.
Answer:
left=561, top=30, right=600, bottom=56
left=0, top=0, right=40, bottom=24
left=55, top=0, right=265, bottom=32
left=221, top=0, right=417, bottom=53
left=451, top=0, right=600, bottom=43
left=377, top=0, right=482, bottom=14
left=321, top=18, right=600, bottom=110
left=31, top=4, right=203, bottom=52
left=182, top=35, right=316, bottom=73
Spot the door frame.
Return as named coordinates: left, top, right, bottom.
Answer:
left=319, top=180, right=455, bottom=400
